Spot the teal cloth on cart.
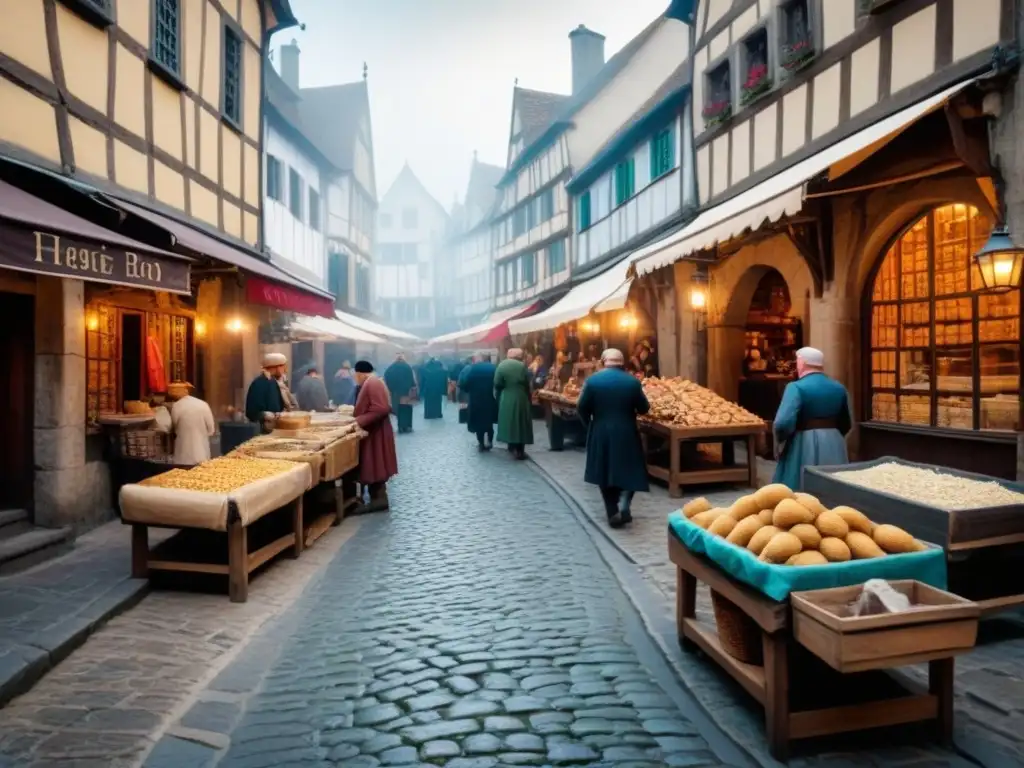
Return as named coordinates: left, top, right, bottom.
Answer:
left=668, top=512, right=947, bottom=602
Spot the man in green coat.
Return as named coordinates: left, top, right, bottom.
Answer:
left=494, top=348, right=533, bottom=460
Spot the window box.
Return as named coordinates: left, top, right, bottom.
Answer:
left=740, top=27, right=772, bottom=107
left=779, top=0, right=816, bottom=73
left=703, top=60, right=732, bottom=128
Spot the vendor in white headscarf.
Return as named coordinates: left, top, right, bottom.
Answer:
left=772, top=347, right=853, bottom=490
left=245, top=352, right=293, bottom=431
left=168, top=381, right=215, bottom=465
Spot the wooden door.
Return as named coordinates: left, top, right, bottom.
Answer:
left=0, top=293, right=34, bottom=508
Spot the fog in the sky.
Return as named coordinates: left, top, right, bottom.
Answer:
left=272, top=0, right=671, bottom=208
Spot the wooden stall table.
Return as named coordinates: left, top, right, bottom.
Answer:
left=536, top=391, right=585, bottom=451
left=640, top=421, right=763, bottom=497
left=303, top=433, right=362, bottom=548
left=669, top=532, right=977, bottom=760
left=120, top=462, right=312, bottom=603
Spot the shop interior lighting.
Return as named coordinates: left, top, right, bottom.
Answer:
left=85, top=311, right=99, bottom=332
left=973, top=225, right=1024, bottom=291
left=194, top=319, right=207, bottom=337
left=618, top=313, right=637, bottom=330
left=226, top=317, right=245, bottom=333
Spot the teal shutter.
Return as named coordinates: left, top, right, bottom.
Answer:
left=578, top=191, right=591, bottom=231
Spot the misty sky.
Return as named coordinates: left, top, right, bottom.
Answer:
left=272, top=0, right=671, bottom=210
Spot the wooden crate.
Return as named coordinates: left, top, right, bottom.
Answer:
left=321, top=435, right=360, bottom=481
left=791, top=581, right=979, bottom=673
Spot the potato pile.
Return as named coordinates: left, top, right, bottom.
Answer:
left=641, top=377, right=762, bottom=428
left=683, top=484, right=926, bottom=566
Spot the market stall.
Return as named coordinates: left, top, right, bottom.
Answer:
left=804, top=457, right=1024, bottom=615
left=670, top=486, right=980, bottom=759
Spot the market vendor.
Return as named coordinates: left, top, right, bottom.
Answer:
left=295, top=362, right=331, bottom=412
left=245, top=352, right=289, bottom=431
left=577, top=348, right=650, bottom=528
left=772, top=346, right=853, bottom=491
left=352, top=361, right=398, bottom=513
left=168, top=381, right=215, bottom=465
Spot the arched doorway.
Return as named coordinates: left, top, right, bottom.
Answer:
left=860, top=203, right=1021, bottom=477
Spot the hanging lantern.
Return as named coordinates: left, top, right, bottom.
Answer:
left=689, top=266, right=709, bottom=310
left=973, top=225, right=1024, bottom=291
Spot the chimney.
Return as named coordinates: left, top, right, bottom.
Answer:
left=280, top=39, right=300, bottom=91
left=569, top=25, right=605, bottom=96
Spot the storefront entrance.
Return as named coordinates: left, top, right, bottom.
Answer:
left=0, top=292, right=34, bottom=509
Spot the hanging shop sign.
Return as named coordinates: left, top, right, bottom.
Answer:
left=0, top=220, right=191, bottom=294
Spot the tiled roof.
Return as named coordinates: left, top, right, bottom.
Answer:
left=514, top=88, right=570, bottom=146
left=465, top=158, right=504, bottom=211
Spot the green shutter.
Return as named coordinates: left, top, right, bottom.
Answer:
left=616, top=159, right=635, bottom=205
left=578, top=191, right=591, bottom=231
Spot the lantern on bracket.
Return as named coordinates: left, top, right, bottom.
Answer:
left=974, top=225, right=1024, bottom=291
left=689, top=265, right=709, bottom=311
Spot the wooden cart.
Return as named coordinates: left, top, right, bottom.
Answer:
left=669, top=533, right=977, bottom=760
left=640, top=421, right=763, bottom=497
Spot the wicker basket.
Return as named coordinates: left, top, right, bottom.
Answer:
left=121, top=429, right=171, bottom=460
left=710, top=590, right=763, bottom=664
left=276, top=412, right=312, bottom=430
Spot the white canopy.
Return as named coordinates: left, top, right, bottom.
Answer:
left=508, top=258, right=633, bottom=335
left=290, top=314, right=384, bottom=344
left=429, top=303, right=533, bottom=346
left=333, top=309, right=420, bottom=341
left=632, top=79, right=975, bottom=276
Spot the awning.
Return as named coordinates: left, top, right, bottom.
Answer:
left=633, top=79, right=975, bottom=276
left=429, top=301, right=541, bottom=346
left=116, top=199, right=336, bottom=316
left=333, top=309, right=420, bottom=342
left=0, top=180, right=191, bottom=294
left=509, top=258, right=633, bottom=335
left=289, top=314, right=384, bottom=344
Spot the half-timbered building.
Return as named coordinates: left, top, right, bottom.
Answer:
left=630, top=0, right=1022, bottom=478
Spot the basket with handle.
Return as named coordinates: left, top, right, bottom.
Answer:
left=710, top=590, right=763, bottom=664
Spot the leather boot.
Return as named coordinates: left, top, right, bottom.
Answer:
left=618, top=491, right=635, bottom=524
left=602, top=487, right=624, bottom=528
left=366, top=483, right=390, bottom=512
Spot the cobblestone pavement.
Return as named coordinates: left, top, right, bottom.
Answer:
left=0, top=513, right=363, bottom=767
left=529, top=431, right=1024, bottom=768
left=143, top=411, right=750, bottom=768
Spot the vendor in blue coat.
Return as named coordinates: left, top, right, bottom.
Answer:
left=458, top=354, right=498, bottom=451
left=577, top=348, right=651, bottom=528
left=772, top=346, right=852, bottom=491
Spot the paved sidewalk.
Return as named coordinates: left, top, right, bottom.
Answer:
left=529, top=433, right=1024, bottom=768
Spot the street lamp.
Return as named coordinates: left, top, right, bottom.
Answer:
left=973, top=225, right=1024, bottom=291
left=689, top=266, right=709, bottom=315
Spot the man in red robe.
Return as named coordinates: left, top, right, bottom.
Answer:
left=352, top=360, right=398, bottom=513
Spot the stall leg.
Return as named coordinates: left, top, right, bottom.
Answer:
left=668, top=435, right=682, bottom=498
left=676, top=567, right=697, bottom=652
left=131, top=524, right=149, bottom=579
left=930, top=658, right=955, bottom=746
left=747, top=434, right=758, bottom=487
left=228, top=520, right=248, bottom=603
left=549, top=415, right=565, bottom=452
left=291, top=496, right=304, bottom=558
left=763, top=631, right=790, bottom=761
left=721, top=439, right=736, bottom=467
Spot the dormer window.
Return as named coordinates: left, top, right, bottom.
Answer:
left=780, top=0, right=815, bottom=73
left=740, top=26, right=771, bottom=106
left=702, top=60, right=732, bottom=127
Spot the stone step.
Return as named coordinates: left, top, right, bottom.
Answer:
left=0, top=509, right=31, bottom=540
left=0, top=526, right=74, bottom=575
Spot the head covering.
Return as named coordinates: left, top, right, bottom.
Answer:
left=341, top=360, right=352, bottom=369
left=602, top=348, right=625, bottom=367
left=796, top=347, right=824, bottom=367
left=507, top=348, right=524, bottom=360
left=263, top=352, right=287, bottom=368
left=354, top=360, right=374, bottom=373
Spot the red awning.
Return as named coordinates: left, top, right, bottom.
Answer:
left=246, top=275, right=335, bottom=317
left=477, top=301, right=542, bottom=343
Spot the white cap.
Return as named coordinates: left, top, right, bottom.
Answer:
left=796, top=347, right=824, bottom=367
left=263, top=352, right=287, bottom=367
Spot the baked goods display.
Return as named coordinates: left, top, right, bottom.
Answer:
left=140, top=456, right=296, bottom=493
left=641, top=377, right=763, bottom=428
left=683, top=484, right=927, bottom=566
left=124, top=401, right=153, bottom=415
left=831, top=462, right=1024, bottom=510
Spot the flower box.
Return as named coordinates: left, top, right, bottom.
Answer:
left=781, top=39, right=815, bottom=72
left=741, top=63, right=772, bottom=106
left=702, top=99, right=732, bottom=127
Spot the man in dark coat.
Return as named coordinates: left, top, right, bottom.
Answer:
left=245, top=352, right=288, bottom=432
left=458, top=353, right=498, bottom=450
left=295, top=363, right=331, bottom=411
left=576, top=348, right=651, bottom=528
left=383, top=353, right=416, bottom=433
left=421, top=358, right=447, bottom=420
left=352, top=361, right=398, bottom=513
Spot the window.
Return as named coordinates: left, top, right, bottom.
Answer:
left=867, top=204, right=1020, bottom=432
left=266, top=155, right=283, bottom=201
left=540, top=188, right=555, bottom=221
left=379, top=244, right=415, bottom=264
left=402, top=208, right=418, bottom=229
left=578, top=191, right=592, bottom=232
left=328, top=251, right=350, bottom=306
left=355, top=263, right=370, bottom=310
left=222, top=24, right=243, bottom=126
left=740, top=26, right=771, bottom=106
left=614, top=158, right=635, bottom=207
left=649, top=128, right=675, bottom=180
left=288, top=168, right=303, bottom=220
left=526, top=200, right=536, bottom=231
left=380, top=213, right=393, bottom=229
left=703, top=59, right=732, bottom=126
left=418, top=262, right=430, bottom=281
left=59, top=0, right=115, bottom=27
left=403, top=243, right=418, bottom=263
left=512, top=205, right=528, bottom=237
left=151, top=0, right=181, bottom=77
left=780, top=0, right=815, bottom=73
left=308, top=188, right=321, bottom=231
left=522, top=252, right=536, bottom=287
left=548, top=239, right=566, bottom=275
